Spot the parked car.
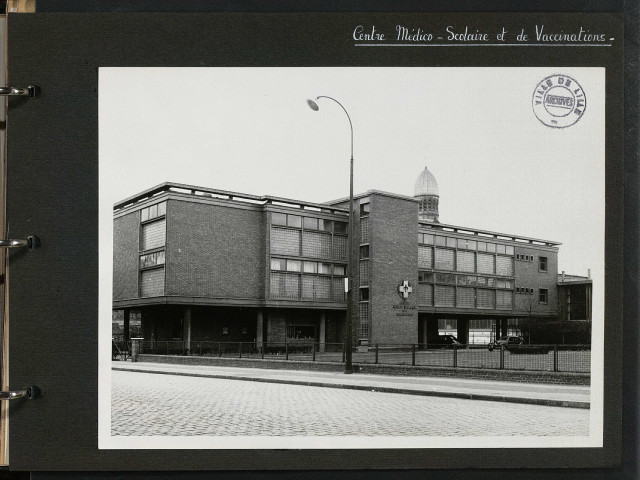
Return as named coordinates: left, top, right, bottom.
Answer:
left=488, top=335, right=524, bottom=351
left=428, top=334, right=461, bottom=348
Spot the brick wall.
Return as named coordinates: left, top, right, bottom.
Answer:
left=165, top=199, right=266, bottom=300
left=113, top=211, right=140, bottom=301
left=514, top=245, right=559, bottom=316
left=369, top=194, right=419, bottom=345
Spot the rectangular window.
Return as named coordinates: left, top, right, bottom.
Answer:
left=435, top=285, right=455, bottom=307
left=418, top=271, right=434, bottom=283
left=505, top=245, right=514, bottom=256
left=424, top=234, right=434, bottom=245
left=456, top=250, right=475, bottom=272
left=332, top=235, right=348, bottom=260
left=486, top=243, right=496, bottom=253
left=477, top=242, right=486, bottom=252
left=319, top=219, right=333, bottom=232
left=539, top=256, right=548, bottom=272
left=301, top=275, right=331, bottom=300
left=477, top=253, right=495, bottom=274
left=359, top=288, right=370, bottom=301
left=272, top=212, right=287, bottom=226
left=319, top=263, right=332, bottom=275
left=334, top=221, right=348, bottom=234
left=496, top=244, right=506, bottom=255
left=270, top=227, right=301, bottom=256
left=360, top=203, right=370, bottom=216
left=333, top=264, right=346, bottom=276
left=360, top=217, right=369, bottom=243
left=287, top=215, right=302, bottom=228
left=270, top=258, right=286, bottom=271
left=360, top=245, right=370, bottom=258
left=139, top=251, right=165, bottom=269
left=140, top=201, right=166, bottom=223
left=435, top=273, right=456, bottom=284
left=359, top=260, right=369, bottom=286
left=270, top=273, right=300, bottom=300
left=496, top=256, right=514, bottom=276
left=418, top=283, right=433, bottom=306
left=303, top=261, right=317, bottom=273
left=303, top=217, right=318, bottom=230
left=456, top=287, right=475, bottom=308
left=435, top=236, right=446, bottom=246
left=302, top=231, right=331, bottom=258
left=418, top=245, right=433, bottom=269
left=497, top=290, right=513, bottom=310
left=477, top=289, right=495, bottom=309
left=539, top=288, right=549, bottom=304
left=446, top=237, right=456, bottom=248
left=141, top=219, right=166, bottom=251
left=286, top=260, right=301, bottom=272
left=435, top=248, right=455, bottom=270
left=476, top=276, right=487, bottom=286
left=140, top=268, right=164, bottom=297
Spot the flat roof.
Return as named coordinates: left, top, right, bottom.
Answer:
left=113, top=182, right=349, bottom=215
left=419, top=221, right=561, bottom=247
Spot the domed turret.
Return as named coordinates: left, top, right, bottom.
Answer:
left=414, top=166, right=439, bottom=222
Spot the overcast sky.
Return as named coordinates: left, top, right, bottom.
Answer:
left=100, top=67, right=604, bottom=278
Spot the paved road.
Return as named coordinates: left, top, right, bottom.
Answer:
left=111, top=370, right=589, bottom=437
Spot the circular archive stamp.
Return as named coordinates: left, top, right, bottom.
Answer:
left=532, top=74, right=586, bottom=128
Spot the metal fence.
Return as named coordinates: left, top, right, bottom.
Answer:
left=132, top=341, right=590, bottom=374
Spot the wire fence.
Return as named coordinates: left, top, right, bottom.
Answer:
left=120, top=340, right=590, bottom=374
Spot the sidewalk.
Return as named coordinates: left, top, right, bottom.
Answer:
left=112, top=361, right=590, bottom=409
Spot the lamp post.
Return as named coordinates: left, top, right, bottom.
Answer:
left=307, top=96, right=355, bottom=374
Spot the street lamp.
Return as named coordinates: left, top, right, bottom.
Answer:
left=307, top=96, right=355, bottom=374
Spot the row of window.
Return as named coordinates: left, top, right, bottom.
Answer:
left=272, top=213, right=348, bottom=234
left=418, top=284, right=513, bottom=310
left=271, top=227, right=348, bottom=260
left=419, top=271, right=514, bottom=289
left=418, top=233, right=516, bottom=255
left=418, top=246, right=514, bottom=276
left=270, top=272, right=346, bottom=302
left=515, top=287, right=549, bottom=304
left=140, top=201, right=167, bottom=222
left=270, top=257, right=346, bottom=276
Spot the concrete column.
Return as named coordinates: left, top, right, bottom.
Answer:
left=319, top=312, right=326, bottom=352
left=183, top=306, right=192, bottom=353
left=123, top=309, right=130, bottom=342
left=422, top=318, right=428, bottom=345
left=456, top=318, right=469, bottom=346
left=501, top=318, right=508, bottom=336
left=256, top=309, right=264, bottom=350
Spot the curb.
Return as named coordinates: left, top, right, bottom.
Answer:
left=112, top=366, right=590, bottom=410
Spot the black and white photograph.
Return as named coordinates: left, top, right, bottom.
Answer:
left=98, top=66, right=604, bottom=450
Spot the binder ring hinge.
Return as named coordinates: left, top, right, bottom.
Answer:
left=0, top=386, right=40, bottom=400
left=0, top=85, right=39, bottom=97
left=0, top=235, right=40, bottom=249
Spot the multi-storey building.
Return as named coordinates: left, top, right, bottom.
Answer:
left=112, top=168, right=590, bottom=348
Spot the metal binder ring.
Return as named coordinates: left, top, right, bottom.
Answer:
left=0, top=85, right=39, bottom=97
left=0, top=386, right=39, bottom=400
left=0, top=235, right=40, bottom=249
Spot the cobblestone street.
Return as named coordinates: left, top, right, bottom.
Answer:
left=111, top=370, right=589, bottom=437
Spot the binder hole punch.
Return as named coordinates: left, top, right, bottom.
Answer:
left=0, top=85, right=39, bottom=97
left=0, top=386, right=40, bottom=401
left=0, top=235, right=40, bottom=249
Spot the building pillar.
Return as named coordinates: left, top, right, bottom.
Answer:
left=123, top=309, right=130, bottom=342
left=183, top=306, right=192, bottom=353
left=422, top=318, right=428, bottom=345
left=256, top=309, right=264, bottom=350
left=456, top=318, right=469, bottom=346
left=501, top=318, right=508, bottom=336
left=319, top=312, right=326, bottom=352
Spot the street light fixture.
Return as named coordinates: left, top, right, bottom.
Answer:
left=307, top=95, right=355, bottom=374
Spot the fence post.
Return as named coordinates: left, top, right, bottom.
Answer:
left=500, top=346, right=504, bottom=369
left=554, top=344, right=558, bottom=372
left=453, top=344, right=458, bottom=368
left=285, top=339, right=289, bottom=361
left=261, top=343, right=265, bottom=359
left=239, top=342, right=242, bottom=359
left=342, top=343, right=346, bottom=364
left=199, top=342, right=202, bottom=356
left=312, top=342, right=316, bottom=362
left=411, top=344, right=416, bottom=366
left=375, top=344, right=379, bottom=364
left=219, top=342, right=222, bottom=357
left=182, top=341, right=185, bottom=356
